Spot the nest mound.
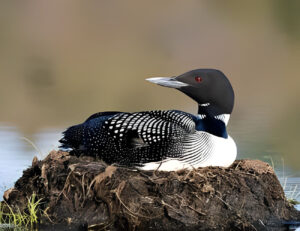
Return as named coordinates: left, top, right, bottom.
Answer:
left=3, top=150, right=300, bottom=230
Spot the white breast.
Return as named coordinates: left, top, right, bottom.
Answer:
left=139, top=132, right=237, bottom=171
left=193, top=133, right=237, bottom=168
left=180, top=131, right=237, bottom=168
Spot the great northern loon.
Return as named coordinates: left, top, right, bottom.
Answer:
left=59, top=69, right=237, bottom=171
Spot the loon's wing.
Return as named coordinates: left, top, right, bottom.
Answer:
left=59, top=111, right=123, bottom=150
left=103, top=110, right=196, bottom=148
left=60, top=110, right=196, bottom=159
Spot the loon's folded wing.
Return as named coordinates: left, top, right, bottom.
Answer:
left=103, top=110, right=196, bottom=148
left=60, top=111, right=123, bottom=150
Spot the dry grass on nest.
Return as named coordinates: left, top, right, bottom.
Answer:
left=3, top=151, right=299, bottom=230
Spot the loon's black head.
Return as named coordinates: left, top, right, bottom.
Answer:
left=146, top=69, right=234, bottom=116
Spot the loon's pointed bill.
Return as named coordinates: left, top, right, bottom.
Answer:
left=146, top=77, right=188, bottom=88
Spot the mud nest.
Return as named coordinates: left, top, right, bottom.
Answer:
left=3, top=150, right=300, bottom=230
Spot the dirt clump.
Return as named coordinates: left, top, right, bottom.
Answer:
left=3, top=150, right=300, bottom=230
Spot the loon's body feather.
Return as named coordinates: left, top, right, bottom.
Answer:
left=60, top=69, right=237, bottom=170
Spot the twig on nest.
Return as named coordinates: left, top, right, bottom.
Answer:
left=161, top=199, right=180, bottom=213
left=215, top=195, right=232, bottom=210
left=183, top=169, right=194, bottom=181
left=187, top=205, right=206, bottom=216
left=154, top=161, right=163, bottom=174
left=56, top=171, right=73, bottom=203
left=87, top=166, right=116, bottom=196
left=235, top=161, right=242, bottom=170
left=114, top=181, right=163, bottom=219
left=88, top=219, right=114, bottom=231
left=43, top=207, right=55, bottom=224
left=81, top=174, right=86, bottom=203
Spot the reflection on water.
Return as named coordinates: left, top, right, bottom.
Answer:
left=281, top=177, right=300, bottom=202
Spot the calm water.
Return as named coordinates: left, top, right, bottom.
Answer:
left=0, top=125, right=61, bottom=197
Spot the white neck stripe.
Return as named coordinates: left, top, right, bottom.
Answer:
left=214, top=114, right=230, bottom=126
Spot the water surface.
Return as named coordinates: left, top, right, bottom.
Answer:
left=0, top=125, right=61, bottom=196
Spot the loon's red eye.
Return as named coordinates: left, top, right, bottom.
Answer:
left=195, top=76, right=202, bottom=83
